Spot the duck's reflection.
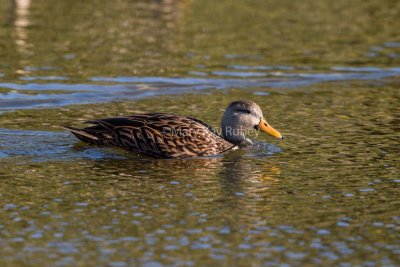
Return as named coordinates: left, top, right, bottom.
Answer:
left=86, top=151, right=281, bottom=210
left=219, top=153, right=280, bottom=197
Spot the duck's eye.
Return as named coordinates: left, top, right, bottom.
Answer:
left=237, top=109, right=251, bottom=114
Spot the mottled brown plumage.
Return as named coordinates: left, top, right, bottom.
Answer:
left=62, top=113, right=235, bottom=158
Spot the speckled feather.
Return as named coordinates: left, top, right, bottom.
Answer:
left=63, top=113, right=235, bottom=158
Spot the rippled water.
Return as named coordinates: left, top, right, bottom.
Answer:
left=1, top=0, right=400, bottom=266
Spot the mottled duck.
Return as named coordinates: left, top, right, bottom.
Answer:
left=62, top=100, right=283, bottom=158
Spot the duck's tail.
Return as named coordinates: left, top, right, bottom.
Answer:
left=61, top=124, right=100, bottom=144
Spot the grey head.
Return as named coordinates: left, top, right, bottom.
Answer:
left=221, top=100, right=283, bottom=146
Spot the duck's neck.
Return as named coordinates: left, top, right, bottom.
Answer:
left=221, top=123, right=250, bottom=146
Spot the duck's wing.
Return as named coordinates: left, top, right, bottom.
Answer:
left=63, top=113, right=235, bottom=158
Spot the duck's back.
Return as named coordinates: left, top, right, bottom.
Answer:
left=64, top=113, right=235, bottom=158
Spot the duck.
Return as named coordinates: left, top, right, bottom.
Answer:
left=62, top=100, right=283, bottom=158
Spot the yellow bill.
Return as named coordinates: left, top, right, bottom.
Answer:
left=258, top=118, right=284, bottom=139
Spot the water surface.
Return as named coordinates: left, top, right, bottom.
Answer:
left=1, top=0, right=400, bottom=266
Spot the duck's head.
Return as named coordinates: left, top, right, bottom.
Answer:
left=221, top=100, right=283, bottom=145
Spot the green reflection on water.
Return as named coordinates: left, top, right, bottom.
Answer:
left=1, top=80, right=400, bottom=266
left=0, top=0, right=400, bottom=79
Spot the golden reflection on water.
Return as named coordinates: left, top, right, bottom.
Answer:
left=14, top=0, right=31, bottom=49
left=11, top=0, right=32, bottom=75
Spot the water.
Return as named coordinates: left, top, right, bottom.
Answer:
left=1, top=0, right=400, bottom=266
